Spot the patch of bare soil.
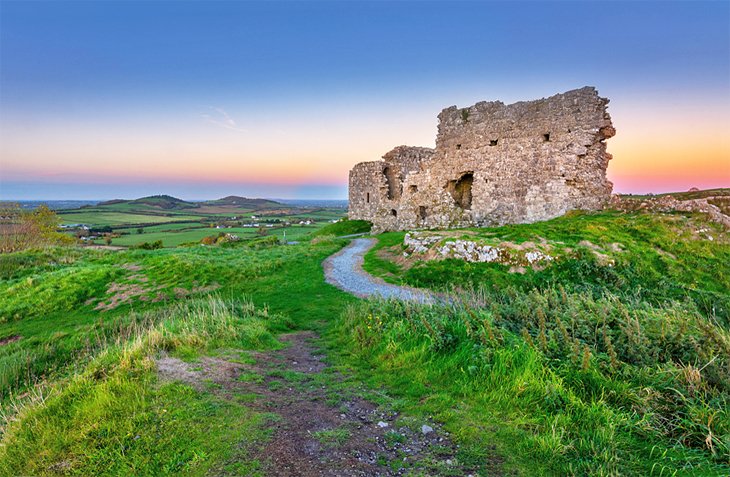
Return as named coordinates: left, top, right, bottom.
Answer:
left=0, top=334, right=21, bottom=346
left=173, top=282, right=221, bottom=299
left=91, top=262, right=221, bottom=310
left=156, top=332, right=502, bottom=476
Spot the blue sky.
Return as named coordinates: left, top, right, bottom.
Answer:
left=1, top=1, right=728, bottom=200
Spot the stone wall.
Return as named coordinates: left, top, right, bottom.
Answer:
left=349, top=87, right=615, bottom=232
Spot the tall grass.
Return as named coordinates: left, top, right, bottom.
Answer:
left=0, top=296, right=278, bottom=476
left=364, top=211, right=730, bottom=325
left=334, top=287, right=730, bottom=475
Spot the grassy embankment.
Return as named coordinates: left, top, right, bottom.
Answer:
left=1, top=209, right=729, bottom=475
left=336, top=210, right=730, bottom=475
left=0, top=237, right=353, bottom=475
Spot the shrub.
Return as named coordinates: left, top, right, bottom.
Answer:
left=135, top=240, right=163, bottom=250
left=0, top=203, right=72, bottom=252
left=246, top=236, right=279, bottom=249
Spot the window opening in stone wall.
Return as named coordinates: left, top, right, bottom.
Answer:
left=490, top=139, right=498, bottom=146
left=543, top=133, right=551, bottom=142
left=366, top=192, right=370, bottom=203
left=383, top=166, right=402, bottom=201
left=409, top=185, right=417, bottom=193
left=418, top=206, right=427, bottom=221
left=445, top=172, right=473, bottom=210
left=456, top=144, right=462, bottom=150
left=390, top=209, right=397, bottom=217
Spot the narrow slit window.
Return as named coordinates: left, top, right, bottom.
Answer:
left=543, top=133, right=551, bottom=142
left=366, top=192, right=370, bottom=203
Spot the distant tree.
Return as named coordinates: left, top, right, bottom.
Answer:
left=257, top=227, right=268, bottom=237
left=104, top=235, right=113, bottom=246
left=137, top=227, right=144, bottom=234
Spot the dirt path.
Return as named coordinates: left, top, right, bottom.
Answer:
left=323, top=238, right=438, bottom=303
left=158, top=332, right=487, bottom=476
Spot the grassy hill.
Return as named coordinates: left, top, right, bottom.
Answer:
left=1, top=200, right=728, bottom=475
left=99, top=195, right=198, bottom=210
left=204, top=196, right=281, bottom=208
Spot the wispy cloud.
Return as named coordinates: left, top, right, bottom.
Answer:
left=201, top=107, right=247, bottom=132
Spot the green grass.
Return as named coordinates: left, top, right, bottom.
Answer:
left=311, top=427, right=351, bottom=448
left=3, top=205, right=729, bottom=476
left=101, top=224, right=323, bottom=247
left=312, top=219, right=372, bottom=237
left=0, top=239, right=352, bottom=399
left=364, top=210, right=730, bottom=324
left=330, top=290, right=730, bottom=475
left=0, top=236, right=355, bottom=475
left=0, top=297, right=278, bottom=476
left=59, top=211, right=202, bottom=226
left=125, top=222, right=205, bottom=233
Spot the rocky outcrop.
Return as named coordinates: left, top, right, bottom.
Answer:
left=610, top=195, right=730, bottom=228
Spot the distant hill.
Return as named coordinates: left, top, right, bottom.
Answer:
left=99, top=195, right=198, bottom=210
left=204, top=196, right=281, bottom=208
left=131, top=195, right=199, bottom=209
left=618, top=187, right=729, bottom=201
left=96, top=195, right=283, bottom=210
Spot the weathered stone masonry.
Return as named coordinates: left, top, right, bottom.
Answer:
left=349, top=87, right=615, bottom=231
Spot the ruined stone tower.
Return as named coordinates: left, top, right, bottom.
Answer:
left=348, top=87, right=615, bottom=231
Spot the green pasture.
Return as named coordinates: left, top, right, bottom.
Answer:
left=100, top=225, right=322, bottom=247
left=59, top=211, right=202, bottom=227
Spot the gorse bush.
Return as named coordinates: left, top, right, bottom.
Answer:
left=338, top=287, right=730, bottom=475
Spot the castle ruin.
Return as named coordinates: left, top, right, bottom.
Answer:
left=348, top=87, right=615, bottom=231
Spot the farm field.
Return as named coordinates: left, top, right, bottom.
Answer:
left=1, top=201, right=729, bottom=476
left=59, top=211, right=203, bottom=226
left=105, top=225, right=320, bottom=247
left=55, top=195, right=347, bottom=247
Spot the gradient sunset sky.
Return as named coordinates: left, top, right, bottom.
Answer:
left=1, top=1, right=728, bottom=200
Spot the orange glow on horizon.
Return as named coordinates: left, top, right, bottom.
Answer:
left=1, top=94, right=728, bottom=195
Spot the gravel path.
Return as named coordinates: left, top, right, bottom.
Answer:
left=323, top=238, right=438, bottom=304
